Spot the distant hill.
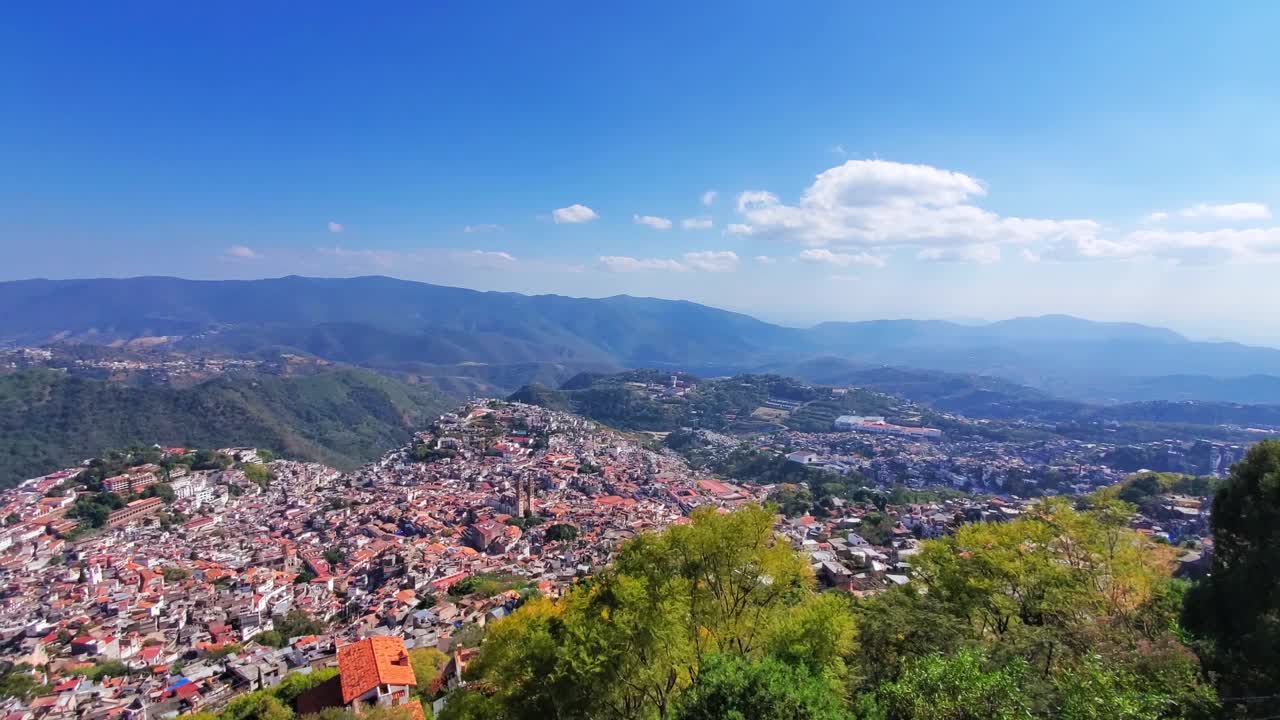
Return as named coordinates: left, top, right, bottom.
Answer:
left=6, top=275, right=1280, bottom=403
left=511, top=369, right=1280, bottom=449
left=0, top=276, right=796, bottom=368
left=507, top=371, right=1026, bottom=438
left=763, top=359, right=1083, bottom=420
left=0, top=367, right=453, bottom=486
left=770, top=360, right=1280, bottom=428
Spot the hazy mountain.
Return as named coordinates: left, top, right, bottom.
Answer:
left=764, top=360, right=1085, bottom=419
left=0, top=276, right=799, bottom=367
left=5, top=275, right=1280, bottom=403
left=0, top=367, right=453, bottom=486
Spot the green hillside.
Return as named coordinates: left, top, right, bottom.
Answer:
left=0, top=368, right=453, bottom=486
left=508, top=371, right=910, bottom=434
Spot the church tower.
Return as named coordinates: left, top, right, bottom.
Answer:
left=523, top=477, right=536, bottom=517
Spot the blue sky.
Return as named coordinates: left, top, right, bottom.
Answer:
left=5, top=3, right=1280, bottom=343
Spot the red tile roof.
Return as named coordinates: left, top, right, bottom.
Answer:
left=337, top=637, right=417, bottom=703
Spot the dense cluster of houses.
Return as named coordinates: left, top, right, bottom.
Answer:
left=0, top=398, right=1221, bottom=720
left=0, top=401, right=772, bottom=719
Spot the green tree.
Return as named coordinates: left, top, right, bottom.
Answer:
left=143, top=482, right=176, bottom=503
left=0, top=665, right=51, bottom=700
left=452, top=598, right=575, bottom=718
left=449, top=623, right=485, bottom=650
left=848, top=586, right=973, bottom=690
left=867, top=650, right=1031, bottom=720
left=673, top=654, right=850, bottom=720
left=191, top=449, right=233, bottom=471
left=1050, top=656, right=1166, bottom=720
left=453, top=505, right=842, bottom=720
left=544, top=523, right=578, bottom=542
left=763, top=592, right=855, bottom=678
left=80, top=660, right=130, bottom=681
left=273, top=609, right=326, bottom=640
left=243, top=463, right=274, bottom=489
left=1117, top=474, right=1164, bottom=506
left=257, top=630, right=286, bottom=648
left=913, top=498, right=1170, bottom=675
left=273, top=668, right=339, bottom=705
left=437, top=689, right=503, bottom=720
left=410, top=647, right=450, bottom=695
left=856, top=511, right=896, bottom=545
left=1183, top=439, right=1280, bottom=714
left=222, top=689, right=294, bottom=720
left=766, top=484, right=813, bottom=518
left=69, top=491, right=126, bottom=528
left=301, top=706, right=423, bottom=720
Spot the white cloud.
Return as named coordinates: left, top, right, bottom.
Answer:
left=468, top=250, right=516, bottom=263
left=463, top=223, right=501, bottom=233
left=731, top=158, right=1280, bottom=265
left=1133, top=227, right=1280, bottom=262
left=1179, top=202, right=1271, bottom=221
left=1042, top=235, right=1143, bottom=261
left=702, top=190, right=718, bottom=207
left=917, top=244, right=1002, bottom=264
left=327, top=221, right=344, bottom=233
left=1042, top=225, right=1280, bottom=264
left=831, top=143, right=847, bottom=155
left=633, top=214, right=673, bottom=230
left=683, top=250, right=739, bottom=272
left=754, top=255, right=777, bottom=264
left=735, top=159, right=1099, bottom=253
left=798, top=248, right=886, bottom=268
left=553, top=204, right=599, bottom=224
left=599, top=250, right=739, bottom=273
left=600, top=256, right=687, bottom=272
left=681, top=217, right=714, bottom=230
left=1144, top=203, right=1270, bottom=224
left=226, top=245, right=257, bottom=259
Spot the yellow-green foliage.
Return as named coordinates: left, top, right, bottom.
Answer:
left=454, top=504, right=853, bottom=719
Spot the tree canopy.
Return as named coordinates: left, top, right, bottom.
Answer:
left=431, top=500, right=1215, bottom=720
left=1183, top=439, right=1280, bottom=716
left=438, top=504, right=851, bottom=720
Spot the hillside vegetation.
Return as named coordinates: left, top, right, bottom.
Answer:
left=438, top=501, right=1217, bottom=719
left=0, top=368, right=451, bottom=486
left=511, top=369, right=1280, bottom=448
left=509, top=371, right=909, bottom=434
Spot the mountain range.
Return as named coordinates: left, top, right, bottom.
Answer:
left=4, top=275, right=1280, bottom=404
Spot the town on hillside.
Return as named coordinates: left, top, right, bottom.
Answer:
left=0, top=399, right=1222, bottom=719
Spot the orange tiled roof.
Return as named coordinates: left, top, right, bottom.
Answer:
left=338, top=636, right=417, bottom=703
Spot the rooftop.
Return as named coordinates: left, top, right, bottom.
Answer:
left=337, top=636, right=416, bottom=703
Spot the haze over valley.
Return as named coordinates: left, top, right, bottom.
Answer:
left=5, top=275, right=1280, bottom=406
